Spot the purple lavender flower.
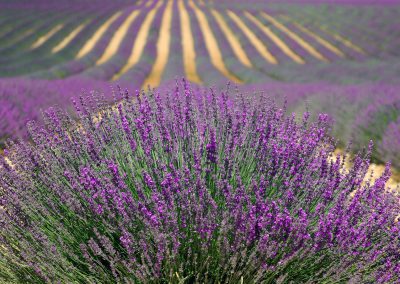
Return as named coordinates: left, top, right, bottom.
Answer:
left=0, top=80, right=399, bottom=283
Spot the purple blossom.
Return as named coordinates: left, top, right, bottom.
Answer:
left=0, top=81, right=399, bottom=283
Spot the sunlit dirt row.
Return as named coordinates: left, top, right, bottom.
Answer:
left=2, top=0, right=365, bottom=88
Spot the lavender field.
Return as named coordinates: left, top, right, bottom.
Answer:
left=1, top=0, right=400, bottom=283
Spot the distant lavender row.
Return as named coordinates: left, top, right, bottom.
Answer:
left=240, top=82, right=400, bottom=168
left=214, top=0, right=400, bottom=5
left=2, top=0, right=399, bottom=83
left=0, top=77, right=116, bottom=145
left=0, top=0, right=136, bottom=11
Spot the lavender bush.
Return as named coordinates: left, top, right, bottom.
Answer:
left=1, top=81, right=399, bottom=283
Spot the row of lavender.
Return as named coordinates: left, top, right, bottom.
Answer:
left=243, top=82, right=400, bottom=168
left=276, top=4, right=400, bottom=59
left=0, top=0, right=133, bottom=77
left=1, top=1, right=399, bottom=84
left=0, top=77, right=113, bottom=146
left=1, top=77, right=399, bottom=169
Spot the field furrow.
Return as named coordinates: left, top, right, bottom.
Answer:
left=227, top=10, right=278, bottom=65
left=186, top=3, right=228, bottom=85
left=283, top=23, right=339, bottom=62
left=78, top=5, right=157, bottom=81
left=179, top=0, right=202, bottom=84
left=76, top=10, right=123, bottom=59
left=160, top=0, right=185, bottom=82
left=203, top=8, right=268, bottom=84
left=213, top=9, right=279, bottom=80
left=0, top=11, right=69, bottom=58
left=112, top=1, right=163, bottom=81
left=257, top=15, right=314, bottom=65
left=260, top=11, right=328, bottom=63
left=142, top=0, right=173, bottom=89
left=277, top=14, right=364, bottom=60
left=0, top=10, right=41, bottom=39
left=15, top=9, right=124, bottom=79
left=0, top=11, right=91, bottom=77
left=0, top=1, right=395, bottom=85
left=30, top=24, right=65, bottom=50
left=113, top=1, right=166, bottom=87
left=96, top=9, right=141, bottom=65
left=289, top=8, right=375, bottom=56
left=0, top=11, right=63, bottom=52
left=244, top=11, right=304, bottom=64
left=290, top=21, right=345, bottom=59
left=52, top=20, right=90, bottom=53
left=145, top=0, right=154, bottom=8
left=319, top=26, right=365, bottom=56
left=0, top=27, right=36, bottom=50
left=188, top=0, right=243, bottom=84
left=210, top=8, right=253, bottom=68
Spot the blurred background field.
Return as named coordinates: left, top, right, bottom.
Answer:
left=0, top=0, right=399, bottom=172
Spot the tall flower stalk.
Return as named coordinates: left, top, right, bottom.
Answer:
left=1, top=80, right=399, bottom=283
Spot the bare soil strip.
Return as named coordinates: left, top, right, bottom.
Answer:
left=52, top=21, right=89, bottom=53
left=3, top=28, right=35, bottom=48
left=75, top=11, right=122, bottom=59
left=145, top=0, right=153, bottom=8
left=188, top=0, right=243, bottom=84
left=96, top=10, right=141, bottom=65
left=142, top=0, right=173, bottom=88
left=112, top=1, right=164, bottom=81
left=245, top=11, right=305, bottom=64
left=178, top=0, right=202, bottom=84
left=290, top=21, right=346, bottom=58
left=260, top=12, right=328, bottom=62
left=227, top=10, right=278, bottom=65
left=320, top=26, right=365, bottom=55
left=211, top=9, right=253, bottom=68
left=332, top=149, right=400, bottom=190
left=30, top=24, right=64, bottom=49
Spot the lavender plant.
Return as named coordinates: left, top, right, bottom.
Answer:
left=1, top=81, right=399, bottom=283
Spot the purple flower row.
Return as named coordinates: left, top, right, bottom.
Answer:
left=0, top=77, right=114, bottom=145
